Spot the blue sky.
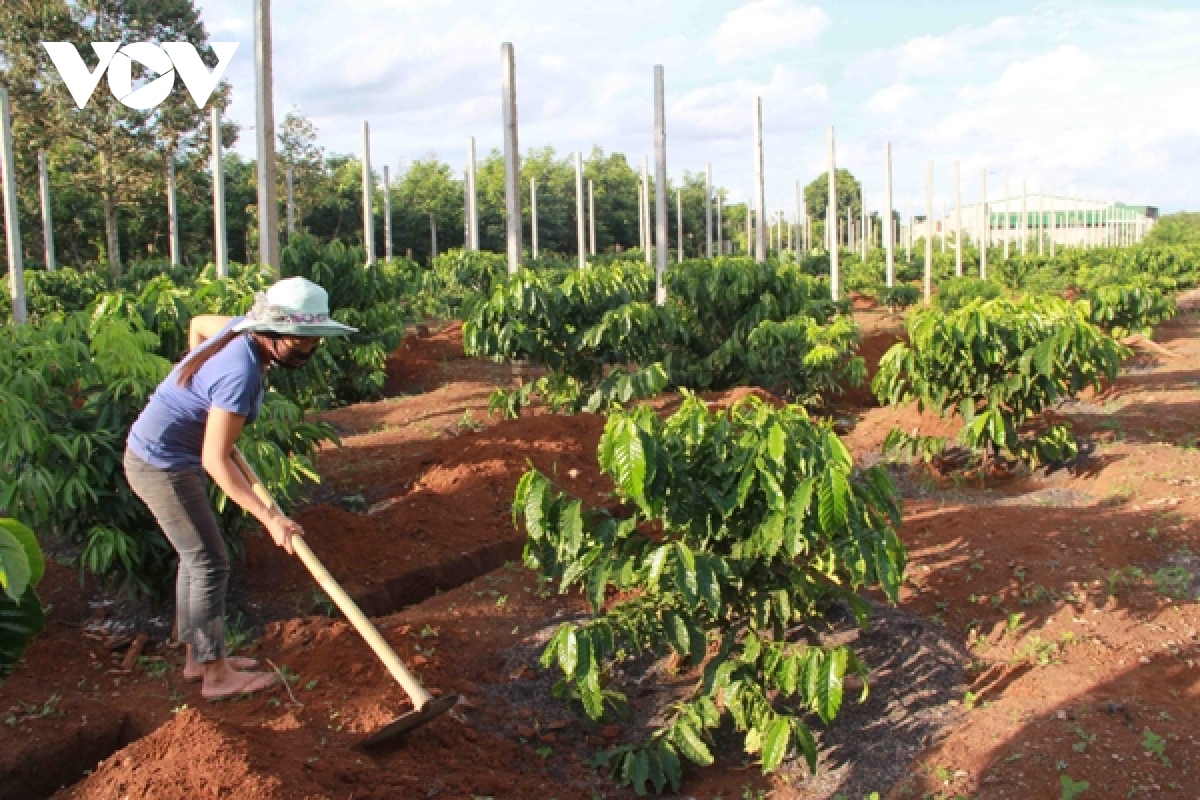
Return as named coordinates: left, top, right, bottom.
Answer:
left=197, top=0, right=1200, bottom=214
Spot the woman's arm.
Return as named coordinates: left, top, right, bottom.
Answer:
left=189, top=315, right=234, bottom=351
left=201, top=408, right=301, bottom=554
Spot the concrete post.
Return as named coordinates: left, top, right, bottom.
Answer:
left=753, top=97, right=766, bottom=263
left=705, top=163, right=713, bottom=259
left=253, top=0, right=280, bottom=273
left=924, top=160, right=933, bottom=305
left=884, top=141, right=894, bottom=287
left=0, top=89, right=26, bottom=324
left=717, top=192, right=723, bottom=255
left=653, top=65, right=668, bottom=305
left=383, top=165, right=393, bottom=260
left=589, top=179, right=596, bottom=256
left=1003, top=176, right=1010, bottom=261
left=285, top=164, right=295, bottom=239
left=167, top=153, right=181, bottom=266
left=429, top=212, right=437, bottom=260
left=361, top=120, right=375, bottom=266
left=575, top=151, right=586, bottom=269
left=637, top=178, right=645, bottom=253
left=211, top=105, right=228, bottom=278
left=1037, top=190, right=1045, bottom=257
left=676, top=188, right=683, bottom=263
left=642, top=156, right=653, bottom=265
left=746, top=203, right=753, bottom=256
left=531, top=177, right=539, bottom=258
left=467, top=136, right=478, bottom=251
left=1049, top=191, right=1056, bottom=258
left=979, top=169, right=987, bottom=279
left=37, top=150, right=55, bottom=271
left=1020, top=180, right=1027, bottom=257
left=907, top=210, right=913, bottom=262
left=794, top=180, right=802, bottom=254
left=501, top=42, right=522, bottom=273
left=953, top=160, right=962, bottom=276
left=828, top=125, right=838, bottom=299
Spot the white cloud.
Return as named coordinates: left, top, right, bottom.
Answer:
left=192, top=0, right=1200, bottom=214
left=713, top=0, right=830, bottom=65
left=866, top=84, right=918, bottom=115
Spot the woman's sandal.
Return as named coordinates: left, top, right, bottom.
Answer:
left=183, top=656, right=260, bottom=683
left=203, top=671, right=278, bottom=702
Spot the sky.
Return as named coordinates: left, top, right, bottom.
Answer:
left=196, top=0, right=1200, bottom=215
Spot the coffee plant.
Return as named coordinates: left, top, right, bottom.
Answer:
left=0, top=517, right=45, bottom=679
left=1079, top=282, right=1175, bottom=338
left=514, top=394, right=905, bottom=793
left=873, top=296, right=1126, bottom=466
left=468, top=259, right=861, bottom=416
left=0, top=313, right=335, bottom=598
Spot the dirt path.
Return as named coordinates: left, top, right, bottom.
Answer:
left=2, top=313, right=1198, bottom=799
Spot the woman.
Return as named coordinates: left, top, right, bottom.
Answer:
left=125, top=277, right=356, bottom=699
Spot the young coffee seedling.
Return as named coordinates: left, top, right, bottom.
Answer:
left=515, top=394, right=905, bottom=794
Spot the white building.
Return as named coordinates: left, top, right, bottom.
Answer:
left=904, top=197, right=1157, bottom=251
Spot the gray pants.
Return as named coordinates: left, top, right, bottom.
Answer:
left=124, top=448, right=228, bottom=663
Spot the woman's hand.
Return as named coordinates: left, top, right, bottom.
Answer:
left=263, top=512, right=302, bottom=555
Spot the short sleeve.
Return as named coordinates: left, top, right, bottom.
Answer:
left=208, top=369, right=262, bottom=418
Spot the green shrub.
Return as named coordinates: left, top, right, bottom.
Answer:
left=516, top=394, right=905, bottom=793
left=874, top=296, right=1126, bottom=465
left=932, top=276, right=1005, bottom=312
left=0, top=517, right=46, bottom=679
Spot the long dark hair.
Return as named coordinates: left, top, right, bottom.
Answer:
left=175, top=329, right=245, bottom=387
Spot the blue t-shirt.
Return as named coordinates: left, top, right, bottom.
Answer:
left=127, top=317, right=266, bottom=470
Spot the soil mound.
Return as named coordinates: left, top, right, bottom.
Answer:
left=55, top=709, right=304, bottom=799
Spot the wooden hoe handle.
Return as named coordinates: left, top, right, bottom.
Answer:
left=231, top=448, right=433, bottom=710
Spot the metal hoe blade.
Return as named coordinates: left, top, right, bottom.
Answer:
left=361, top=694, right=461, bottom=747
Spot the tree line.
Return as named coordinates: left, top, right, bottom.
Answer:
left=2, top=0, right=873, bottom=276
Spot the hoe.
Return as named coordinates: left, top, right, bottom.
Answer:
left=233, top=449, right=459, bottom=746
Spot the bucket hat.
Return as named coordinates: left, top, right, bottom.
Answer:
left=233, top=277, right=357, bottom=337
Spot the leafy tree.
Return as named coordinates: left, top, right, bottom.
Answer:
left=0, top=0, right=233, bottom=274
left=1145, top=212, right=1200, bottom=247
left=276, top=106, right=325, bottom=238
left=803, top=169, right=861, bottom=223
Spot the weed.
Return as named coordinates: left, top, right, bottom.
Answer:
left=1059, top=774, right=1089, bottom=800
left=139, top=656, right=170, bottom=679
left=1071, top=726, right=1097, bottom=753
left=495, top=594, right=508, bottom=608
left=305, top=679, right=319, bottom=691
left=1005, top=612, right=1024, bottom=636
left=1151, top=567, right=1192, bottom=600
left=276, top=664, right=301, bottom=686
left=1106, top=566, right=1144, bottom=596
left=1016, top=636, right=1063, bottom=666
left=340, top=493, right=366, bottom=512
left=224, top=612, right=254, bottom=653
left=963, top=690, right=979, bottom=710
left=1141, top=728, right=1171, bottom=767
left=458, top=410, right=485, bottom=432
left=419, top=624, right=439, bottom=638
left=5, top=693, right=63, bottom=726
left=740, top=786, right=767, bottom=800
left=1020, top=584, right=1057, bottom=606
left=310, top=589, right=336, bottom=618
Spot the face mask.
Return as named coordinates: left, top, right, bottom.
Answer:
left=274, top=347, right=314, bottom=369
left=266, top=337, right=317, bottom=369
